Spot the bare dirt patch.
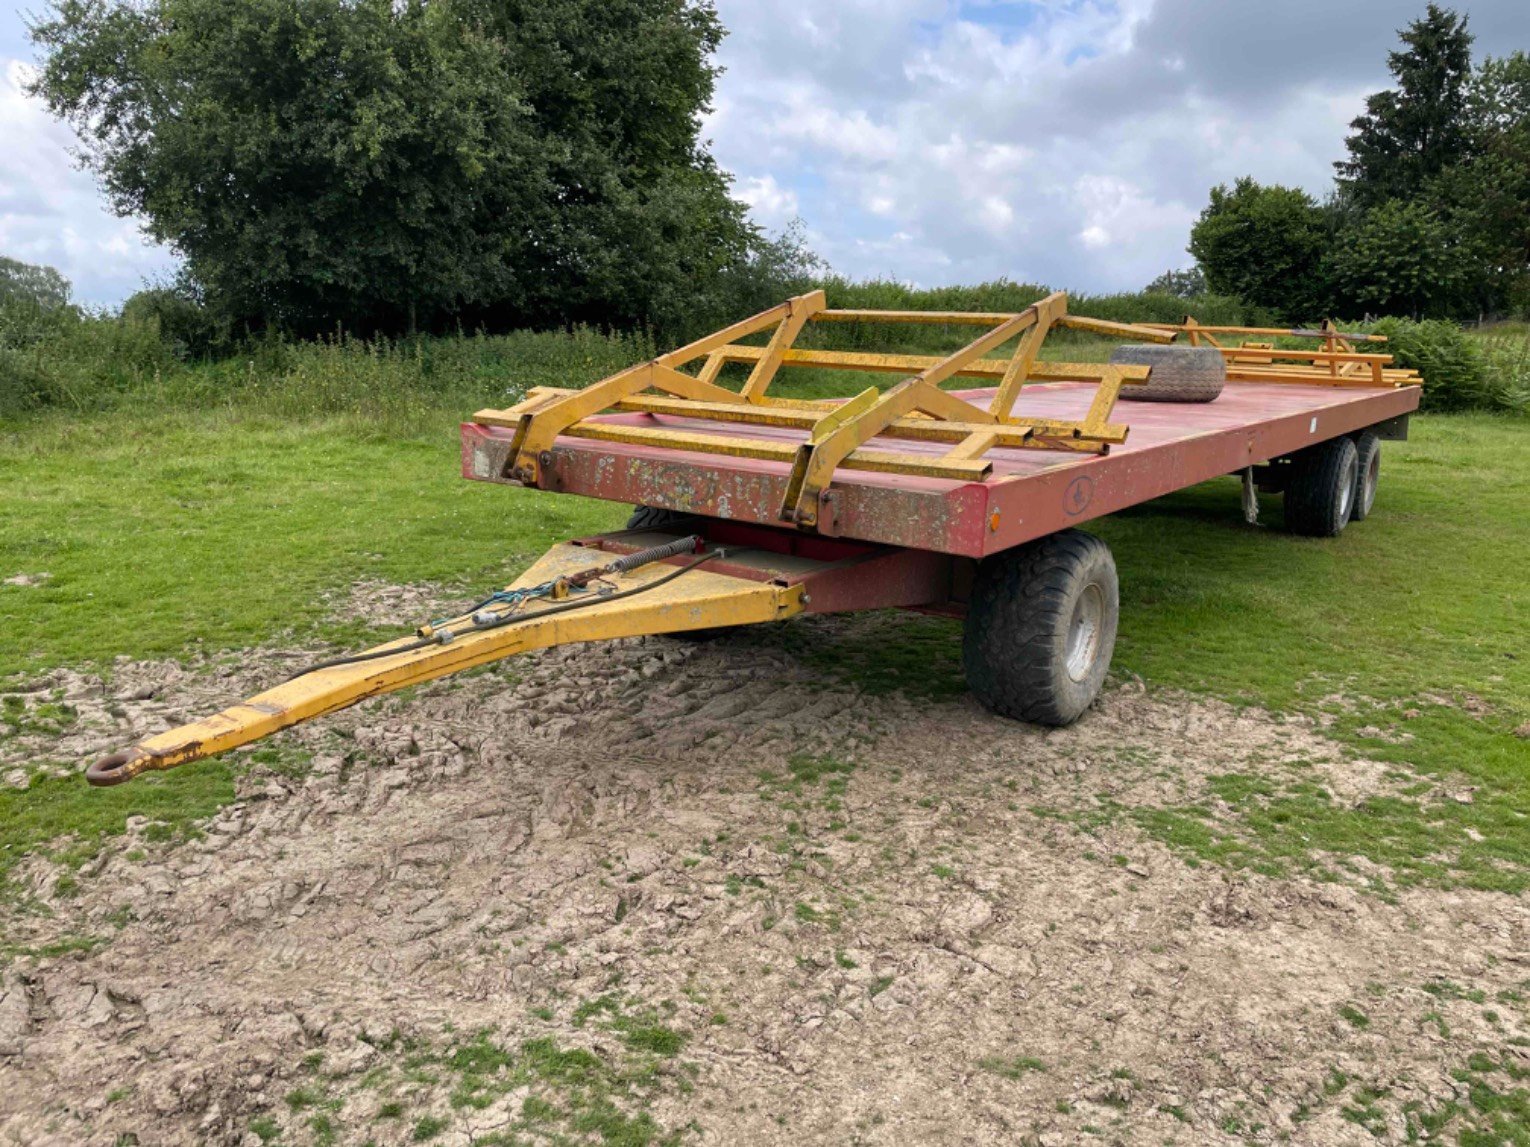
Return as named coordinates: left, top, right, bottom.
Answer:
left=1, top=617, right=1526, bottom=1146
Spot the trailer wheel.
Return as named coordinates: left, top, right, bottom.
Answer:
left=1282, top=436, right=1359, bottom=537
left=625, top=505, right=688, bottom=532
left=1109, top=344, right=1225, bottom=403
left=1351, top=430, right=1381, bottom=522
left=962, top=529, right=1119, bottom=726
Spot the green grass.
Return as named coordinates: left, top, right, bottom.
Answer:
left=754, top=412, right=1530, bottom=891
left=335, top=1026, right=682, bottom=1146
left=0, top=410, right=625, bottom=677
left=978, top=1055, right=1048, bottom=1080
left=0, top=763, right=233, bottom=898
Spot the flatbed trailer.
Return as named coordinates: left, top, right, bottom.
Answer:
left=88, top=294, right=1421, bottom=786
left=461, top=377, right=1417, bottom=558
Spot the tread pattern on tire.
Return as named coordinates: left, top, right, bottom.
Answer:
left=1283, top=436, right=1359, bottom=537
left=961, top=529, right=1119, bottom=727
left=625, top=505, right=687, bottom=531
left=1351, top=430, right=1381, bottom=522
left=1109, top=344, right=1226, bottom=403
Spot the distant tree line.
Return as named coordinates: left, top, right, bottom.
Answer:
left=1182, top=6, right=1529, bottom=323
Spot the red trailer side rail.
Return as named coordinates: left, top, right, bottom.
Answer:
left=462, top=379, right=1421, bottom=557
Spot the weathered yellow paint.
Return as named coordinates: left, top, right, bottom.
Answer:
left=990, top=291, right=1067, bottom=421
left=740, top=289, right=825, bottom=402
left=1141, top=319, right=1419, bottom=388
left=564, top=421, right=992, bottom=481
left=712, top=344, right=1149, bottom=385
left=471, top=292, right=1161, bottom=524
left=1054, top=314, right=1176, bottom=343
left=814, top=309, right=1022, bottom=325
left=94, top=544, right=805, bottom=782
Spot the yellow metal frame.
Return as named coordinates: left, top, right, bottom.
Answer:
left=476, top=291, right=1171, bottom=528
left=1143, top=318, right=1423, bottom=389
left=89, top=542, right=804, bottom=784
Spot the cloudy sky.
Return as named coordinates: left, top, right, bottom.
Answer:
left=2, top=1, right=1525, bottom=306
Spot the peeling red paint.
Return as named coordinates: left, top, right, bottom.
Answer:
left=461, top=381, right=1421, bottom=557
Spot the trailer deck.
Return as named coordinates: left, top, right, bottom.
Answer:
left=463, top=378, right=1420, bottom=557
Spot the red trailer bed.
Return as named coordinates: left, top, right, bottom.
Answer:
left=462, top=379, right=1420, bottom=558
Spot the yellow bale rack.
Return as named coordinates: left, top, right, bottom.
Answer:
left=474, top=290, right=1172, bottom=529
left=1142, top=318, right=1422, bottom=389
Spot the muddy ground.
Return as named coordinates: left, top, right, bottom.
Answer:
left=0, top=609, right=1526, bottom=1146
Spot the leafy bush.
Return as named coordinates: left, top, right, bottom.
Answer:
left=1477, top=329, right=1530, bottom=415
left=1369, top=317, right=1496, bottom=411
left=121, top=286, right=229, bottom=359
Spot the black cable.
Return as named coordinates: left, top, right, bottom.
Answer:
left=283, top=551, right=720, bottom=682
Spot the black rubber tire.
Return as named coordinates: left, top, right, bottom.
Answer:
left=1109, top=344, right=1226, bottom=403
left=625, top=505, right=688, bottom=531
left=1282, top=436, right=1359, bottom=537
left=962, top=529, right=1119, bottom=726
left=1351, top=431, right=1381, bottom=522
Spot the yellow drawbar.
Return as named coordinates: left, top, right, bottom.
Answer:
left=87, top=540, right=803, bottom=785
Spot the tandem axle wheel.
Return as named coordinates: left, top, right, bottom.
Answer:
left=962, top=529, right=1120, bottom=726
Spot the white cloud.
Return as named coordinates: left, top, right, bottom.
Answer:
left=0, top=59, right=174, bottom=306
left=733, top=173, right=799, bottom=228
left=709, top=0, right=1528, bottom=292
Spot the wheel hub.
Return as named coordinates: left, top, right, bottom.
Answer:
left=1066, top=582, right=1105, bottom=682
left=1338, top=454, right=1357, bottom=521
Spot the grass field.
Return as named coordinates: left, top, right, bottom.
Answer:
left=1, top=333, right=1527, bottom=900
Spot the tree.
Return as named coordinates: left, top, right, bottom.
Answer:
left=1143, top=267, right=1206, bottom=298
left=1336, top=4, right=1474, bottom=207
left=1435, top=52, right=1530, bottom=315
left=1187, top=179, right=1330, bottom=321
left=28, top=0, right=757, bottom=336
left=0, top=256, right=71, bottom=310
left=1329, top=200, right=1461, bottom=317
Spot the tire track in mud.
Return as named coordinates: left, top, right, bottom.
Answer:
left=1, top=619, right=1526, bottom=1146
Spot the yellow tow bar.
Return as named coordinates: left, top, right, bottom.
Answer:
left=87, top=537, right=804, bottom=785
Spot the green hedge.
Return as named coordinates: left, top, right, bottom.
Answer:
left=1367, top=317, right=1521, bottom=413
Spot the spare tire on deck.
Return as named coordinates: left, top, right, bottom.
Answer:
left=1109, top=344, right=1226, bottom=403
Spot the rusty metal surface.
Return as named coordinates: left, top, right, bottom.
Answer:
left=462, top=381, right=1421, bottom=557
left=574, top=520, right=957, bottom=616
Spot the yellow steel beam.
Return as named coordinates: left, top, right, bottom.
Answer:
left=1142, top=322, right=1388, bottom=343
left=88, top=543, right=805, bottom=784
left=740, top=289, right=825, bottom=403
left=479, top=391, right=1123, bottom=458
left=711, top=343, right=1149, bottom=385
left=990, top=291, right=1067, bottom=421
left=944, top=429, right=1002, bottom=462
left=1078, top=365, right=1130, bottom=433
left=1054, top=314, right=1176, bottom=343
left=814, top=309, right=1021, bottom=325
left=564, top=421, right=994, bottom=481
left=1222, top=348, right=1395, bottom=366
left=519, top=391, right=1126, bottom=446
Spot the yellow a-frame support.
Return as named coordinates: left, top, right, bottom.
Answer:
left=476, top=291, right=1172, bottom=528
